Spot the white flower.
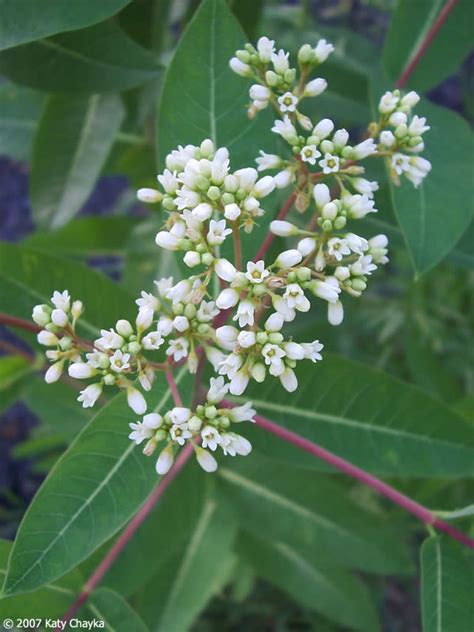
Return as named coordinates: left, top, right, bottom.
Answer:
left=142, top=331, right=164, bottom=351
left=139, top=366, right=156, bottom=392
left=284, top=284, right=310, bottom=311
left=313, top=118, right=334, bottom=140
left=343, top=193, right=376, bottom=219
left=271, top=116, right=297, bottom=143
left=136, top=307, right=154, bottom=330
left=400, top=91, right=420, bottom=108
left=229, top=57, right=251, bottom=77
left=262, top=343, right=285, bottom=374
left=345, top=233, right=369, bottom=255
left=314, top=39, right=334, bottom=63
left=352, top=138, right=377, bottom=159
left=272, top=295, right=296, bottom=322
left=351, top=178, right=379, bottom=197
left=156, top=444, right=175, bottom=475
left=408, top=115, right=429, bottom=136
left=379, top=91, right=399, bottom=114
left=270, top=220, right=297, bottom=236
left=304, top=77, right=327, bottom=96
left=235, top=167, right=258, bottom=190
left=78, top=383, right=102, bottom=408
left=257, top=36, right=275, bottom=62
left=328, top=300, right=344, bottom=326
left=216, top=287, right=240, bottom=310
left=256, top=151, right=282, bottom=171
left=229, top=369, right=250, bottom=395
left=96, top=328, right=123, bottom=351
left=254, top=175, right=275, bottom=197
left=297, top=237, right=316, bottom=257
left=155, top=231, right=179, bottom=250
left=45, top=361, right=64, bottom=384
left=207, top=376, right=229, bottom=404
left=207, top=219, right=232, bottom=246
left=166, top=338, right=189, bottom=362
left=312, top=278, right=340, bottom=303
left=32, top=305, right=51, bottom=327
left=234, top=299, right=255, bottom=327
left=278, top=92, right=299, bottom=113
left=302, top=340, right=323, bottom=362
left=271, top=49, right=290, bottom=73
left=265, top=312, right=284, bottom=332
left=192, top=202, right=213, bottom=221
left=127, top=387, right=147, bottom=415
left=197, top=300, right=219, bottom=322
left=406, top=156, right=431, bottom=188
left=216, top=325, right=239, bottom=350
left=183, top=251, right=201, bottom=268
left=157, top=316, right=173, bottom=337
left=115, top=319, right=134, bottom=338
left=237, top=330, right=256, bottom=349
left=109, top=350, right=130, bottom=373
left=170, top=424, right=192, bottom=446
left=157, top=169, right=179, bottom=193
left=313, top=183, right=331, bottom=207
left=37, top=330, right=58, bottom=346
left=51, top=309, right=68, bottom=328
left=249, top=84, right=271, bottom=102
left=274, top=169, right=294, bottom=188
left=351, top=255, right=377, bottom=276
left=195, top=446, right=218, bottom=472
left=224, top=433, right=253, bottom=456
left=380, top=130, right=395, bottom=148
left=327, top=238, right=351, bottom=261
left=391, top=153, right=410, bottom=175
left=172, top=316, right=190, bottom=332
left=319, top=153, right=340, bottom=174
left=128, top=421, right=154, bottom=445
left=165, top=279, right=192, bottom=304
left=245, top=260, right=269, bottom=284
left=284, top=341, right=305, bottom=360
left=68, top=362, right=94, bottom=379
left=137, top=188, right=162, bottom=203
left=280, top=367, right=298, bottom=392
left=169, top=407, right=191, bottom=425
left=389, top=111, right=407, bottom=127
left=228, top=401, right=256, bottom=423
left=224, top=203, right=241, bottom=221
left=219, top=351, right=243, bottom=378
left=52, top=290, right=70, bottom=312
left=274, top=249, right=303, bottom=268
left=300, top=145, right=321, bottom=165
left=333, top=128, right=349, bottom=149
left=201, top=426, right=221, bottom=451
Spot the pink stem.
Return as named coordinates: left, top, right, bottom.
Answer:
left=220, top=400, right=474, bottom=549
left=166, top=364, right=183, bottom=406
left=58, top=442, right=194, bottom=627
left=396, top=0, right=459, bottom=89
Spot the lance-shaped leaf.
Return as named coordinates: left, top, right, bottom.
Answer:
left=0, top=21, right=160, bottom=93
left=156, top=0, right=274, bottom=170
left=235, top=355, right=474, bottom=478
left=370, top=69, right=474, bottom=275
left=0, top=355, right=33, bottom=414
left=420, top=536, right=474, bottom=632
left=383, top=0, right=473, bottom=92
left=86, top=588, right=149, bottom=632
left=1, top=367, right=189, bottom=596
left=0, top=243, right=135, bottom=339
left=133, top=482, right=237, bottom=632
left=30, top=94, right=125, bottom=228
left=218, top=456, right=412, bottom=575
left=238, top=533, right=379, bottom=632
left=0, top=0, right=131, bottom=51
left=0, top=84, right=44, bottom=161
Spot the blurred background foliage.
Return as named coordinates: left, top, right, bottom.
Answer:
left=0, top=0, right=473, bottom=630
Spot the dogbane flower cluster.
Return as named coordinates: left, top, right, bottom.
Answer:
left=32, top=35, right=431, bottom=475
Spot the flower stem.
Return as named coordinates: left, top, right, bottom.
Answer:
left=57, top=442, right=194, bottom=629
left=396, top=0, right=459, bottom=89
left=220, top=400, right=474, bottom=549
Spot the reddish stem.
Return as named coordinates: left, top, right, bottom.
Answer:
left=0, top=312, right=41, bottom=334
left=220, top=401, right=474, bottom=549
left=396, top=0, right=459, bottom=89
left=58, top=443, right=194, bottom=627
left=166, top=364, right=183, bottom=406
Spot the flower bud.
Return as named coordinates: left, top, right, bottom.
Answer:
left=328, top=300, right=344, bottom=325
left=195, top=447, right=218, bottom=473
left=304, top=77, right=327, bottom=97
left=68, top=362, right=94, bottom=379
left=216, top=288, right=239, bottom=309
left=183, top=251, right=201, bottom=268
left=127, top=387, right=147, bottom=415
left=297, top=237, right=316, bottom=256
left=215, top=259, right=237, bottom=283
left=45, top=361, right=64, bottom=384
left=137, top=188, right=162, bottom=203
left=270, top=220, right=297, bottom=236
left=313, top=183, right=331, bottom=208
left=274, top=249, right=303, bottom=268
left=116, top=319, right=133, bottom=338
left=51, top=309, right=68, bottom=328
left=32, top=304, right=51, bottom=327
left=156, top=443, right=175, bottom=475
left=37, top=330, right=59, bottom=346
left=251, top=363, right=266, bottom=382
left=229, top=57, right=251, bottom=77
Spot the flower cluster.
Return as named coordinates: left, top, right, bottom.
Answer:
left=375, top=90, right=431, bottom=187
left=129, top=378, right=255, bottom=475
left=32, top=34, right=431, bottom=475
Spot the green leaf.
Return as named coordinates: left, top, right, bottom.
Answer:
left=218, top=456, right=412, bottom=575
left=235, top=354, right=474, bottom=478
left=0, top=355, right=33, bottom=414
left=134, top=482, right=237, bottom=632
left=238, top=533, right=379, bottom=632
left=370, top=72, right=474, bottom=275
left=30, top=95, right=125, bottom=228
left=0, top=243, right=135, bottom=339
left=24, top=217, right=140, bottom=258
left=0, top=84, right=44, bottom=161
left=0, top=539, right=80, bottom=619
left=86, top=588, right=149, bottom=632
left=2, top=367, right=188, bottom=596
left=156, top=0, right=274, bottom=170
left=420, top=536, right=474, bottom=632
left=0, top=0, right=131, bottom=51
left=383, top=0, right=473, bottom=92
left=0, top=21, right=160, bottom=93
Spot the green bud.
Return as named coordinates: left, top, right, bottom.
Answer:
left=197, top=323, right=210, bottom=334
left=268, top=332, right=284, bottom=344
left=184, top=303, right=197, bottom=319
left=235, top=188, right=246, bottom=201
left=196, top=404, right=205, bottom=415
left=172, top=303, right=184, bottom=315
left=296, top=267, right=311, bottom=281
left=409, top=136, right=422, bottom=147
left=298, top=44, right=313, bottom=64
left=236, top=49, right=251, bottom=62
left=188, top=415, right=202, bottom=433
left=205, top=405, right=217, bottom=419
left=207, top=185, right=221, bottom=201
left=322, top=219, right=333, bottom=232
left=265, top=70, right=279, bottom=86
left=155, top=429, right=168, bottom=442
left=334, top=216, right=346, bottom=230
left=352, top=278, right=367, bottom=292
left=103, top=373, right=116, bottom=386
left=222, top=192, right=235, bottom=205
left=286, top=359, right=297, bottom=368
left=256, top=332, right=268, bottom=345
left=253, top=284, right=266, bottom=297
left=219, top=416, right=231, bottom=429
left=251, top=363, right=266, bottom=382
left=196, top=243, right=207, bottom=254
left=59, top=336, right=72, bottom=351
left=162, top=196, right=176, bottom=211
left=341, top=146, right=353, bottom=159
left=320, top=139, right=334, bottom=154
left=177, top=238, right=192, bottom=250
left=128, top=341, right=141, bottom=354
left=307, top=135, right=318, bottom=145
left=195, top=175, right=210, bottom=190
left=201, top=253, right=214, bottom=266
left=284, top=68, right=296, bottom=83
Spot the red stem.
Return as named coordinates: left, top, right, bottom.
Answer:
left=166, top=364, right=183, bottom=406
left=0, top=312, right=41, bottom=334
left=58, top=443, right=194, bottom=627
left=220, top=401, right=474, bottom=549
left=396, top=0, right=459, bottom=89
